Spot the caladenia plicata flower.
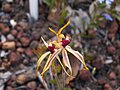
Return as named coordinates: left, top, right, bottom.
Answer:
left=36, top=19, right=88, bottom=80
left=36, top=37, right=71, bottom=77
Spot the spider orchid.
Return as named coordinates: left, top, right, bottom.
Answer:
left=36, top=37, right=72, bottom=77
left=36, top=19, right=88, bottom=78
left=48, top=20, right=88, bottom=75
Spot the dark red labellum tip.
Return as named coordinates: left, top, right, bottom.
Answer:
left=62, top=40, right=70, bottom=47
left=48, top=45, right=55, bottom=53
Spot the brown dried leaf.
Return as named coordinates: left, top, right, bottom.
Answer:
left=66, top=54, right=80, bottom=84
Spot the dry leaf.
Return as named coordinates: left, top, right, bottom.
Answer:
left=66, top=53, right=81, bottom=84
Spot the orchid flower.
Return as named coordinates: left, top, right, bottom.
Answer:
left=49, top=19, right=88, bottom=73
left=36, top=37, right=71, bottom=77
left=36, top=19, right=88, bottom=78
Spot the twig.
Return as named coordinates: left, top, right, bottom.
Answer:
left=37, top=72, right=49, bottom=90
left=15, top=85, right=28, bottom=90
left=61, top=70, right=65, bottom=90
left=49, top=67, right=55, bottom=90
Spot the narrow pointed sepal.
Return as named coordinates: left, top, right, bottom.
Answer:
left=36, top=51, right=51, bottom=76
left=41, top=49, right=61, bottom=75
left=57, top=19, right=70, bottom=36
left=65, top=46, right=88, bottom=70
left=48, top=27, right=57, bottom=35
left=62, top=49, right=72, bottom=76
left=41, top=37, right=48, bottom=48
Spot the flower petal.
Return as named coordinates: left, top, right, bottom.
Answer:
left=36, top=51, right=51, bottom=76
left=62, top=49, right=72, bottom=75
left=65, top=46, right=88, bottom=70
left=57, top=19, right=70, bottom=36
left=41, top=37, right=48, bottom=48
left=48, top=27, right=57, bottom=35
left=56, top=55, right=74, bottom=78
left=41, top=49, right=61, bottom=75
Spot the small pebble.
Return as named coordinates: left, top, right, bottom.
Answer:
left=5, top=86, right=14, bottom=90
left=97, top=77, right=106, bottom=85
left=27, top=81, right=37, bottom=90
left=17, top=31, right=24, bottom=38
left=16, top=41, right=22, bottom=47
left=1, top=23, right=10, bottom=34
left=1, top=62, right=11, bottom=68
left=107, top=45, right=116, bottom=54
left=18, top=21, right=28, bottom=30
left=15, top=25, right=23, bottom=31
left=79, top=70, right=91, bottom=81
left=17, top=48, right=24, bottom=53
left=104, top=83, right=113, bottom=90
left=2, top=3, right=12, bottom=13
left=92, top=55, right=104, bottom=69
left=16, top=74, right=27, bottom=85
left=105, top=59, right=113, bottom=64
left=29, top=40, right=39, bottom=49
left=116, top=40, right=120, bottom=47
left=20, top=36, right=31, bottom=47
left=25, top=48, right=33, bottom=57
left=11, top=74, right=17, bottom=81
left=6, top=0, right=13, bottom=3
left=7, top=34, right=15, bottom=40
left=8, top=52, right=21, bottom=65
left=11, top=29, right=18, bottom=37
left=87, top=28, right=96, bottom=37
left=0, top=59, right=2, bottom=65
left=32, top=31, right=41, bottom=40
left=110, top=80, right=117, bottom=87
left=1, top=35, right=6, bottom=43
left=0, top=42, right=2, bottom=48
left=108, top=72, right=116, bottom=80
left=31, top=57, right=38, bottom=62
left=0, top=50, right=8, bottom=57
left=2, top=41, right=16, bottom=49
left=108, top=33, right=115, bottom=40
left=23, top=58, right=29, bottom=65
left=116, top=65, right=120, bottom=75
left=10, top=19, right=17, bottom=27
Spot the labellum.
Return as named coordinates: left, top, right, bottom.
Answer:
left=62, top=39, right=70, bottom=47
left=48, top=45, right=55, bottom=53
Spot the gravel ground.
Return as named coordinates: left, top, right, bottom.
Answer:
left=0, top=0, right=120, bottom=90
